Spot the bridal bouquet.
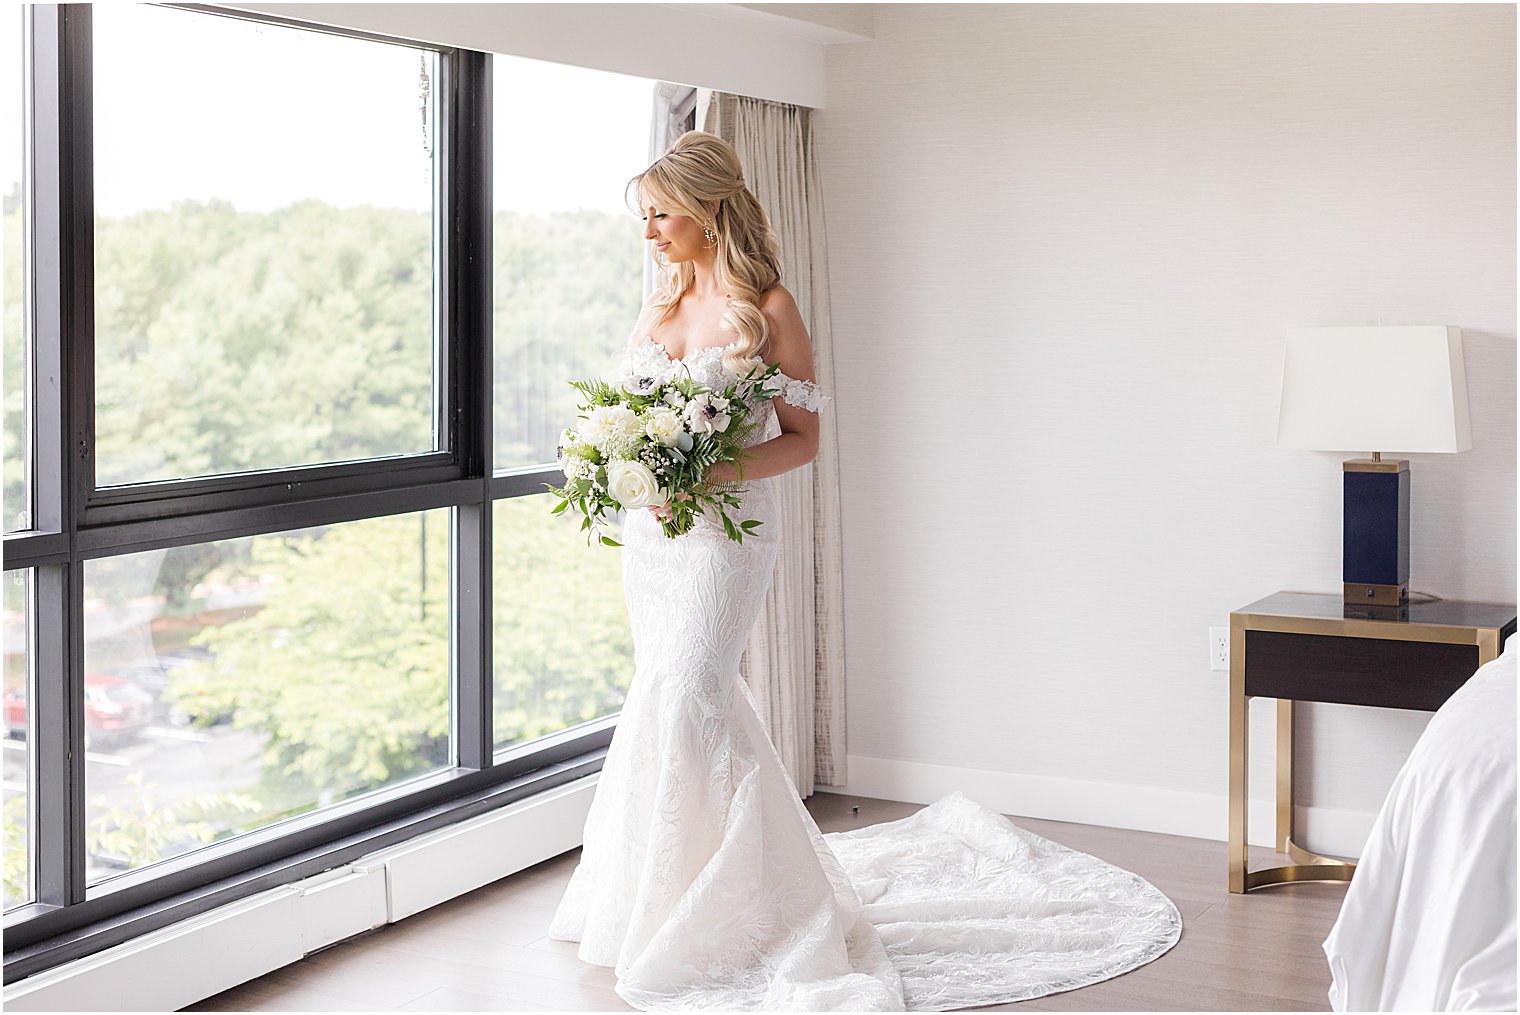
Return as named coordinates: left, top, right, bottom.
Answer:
left=544, top=361, right=786, bottom=546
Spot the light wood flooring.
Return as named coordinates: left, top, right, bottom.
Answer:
left=185, top=792, right=1348, bottom=1012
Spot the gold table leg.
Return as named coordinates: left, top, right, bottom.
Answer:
left=1228, top=615, right=1248, bottom=893
left=1229, top=619, right=1357, bottom=892
left=1276, top=698, right=1293, bottom=853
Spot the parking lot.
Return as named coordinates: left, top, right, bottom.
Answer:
left=3, top=700, right=269, bottom=884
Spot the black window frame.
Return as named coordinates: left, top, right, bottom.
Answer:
left=1, top=2, right=617, bottom=983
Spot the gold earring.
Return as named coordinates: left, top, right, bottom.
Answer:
left=703, top=226, right=717, bottom=244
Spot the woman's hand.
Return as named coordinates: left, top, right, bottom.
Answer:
left=647, top=491, right=692, bottom=523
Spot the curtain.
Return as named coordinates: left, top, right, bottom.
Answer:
left=704, top=93, right=847, bottom=795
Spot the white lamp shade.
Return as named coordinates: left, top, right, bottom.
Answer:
left=1276, top=326, right=1472, bottom=454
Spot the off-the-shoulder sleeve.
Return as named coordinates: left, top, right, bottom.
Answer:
left=773, top=372, right=832, bottom=413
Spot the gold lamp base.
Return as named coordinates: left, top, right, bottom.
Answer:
left=1344, top=582, right=1408, bottom=607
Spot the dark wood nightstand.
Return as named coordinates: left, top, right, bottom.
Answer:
left=1227, top=591, right=1516, bottom=893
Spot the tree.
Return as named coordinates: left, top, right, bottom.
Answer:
left=181, top=504, right=634, bottom=809
left=186, top=513, right=454, bottom=804
left=92, top=200, right=435, bottom=485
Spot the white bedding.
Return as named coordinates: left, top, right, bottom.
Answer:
left=1323, top=636, right=1517, bottom=1012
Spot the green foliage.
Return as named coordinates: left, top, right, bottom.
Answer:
left=569, top=377, right=622, bottom=407
left=186, top=513, right=453, bottom=800
left=93, top=200, right=437, bottom=484
left=87, top=773, right=262, bottom=872
left=2, top=795, right=25, bottom=908
left=493, top=498, right=633, bottom=744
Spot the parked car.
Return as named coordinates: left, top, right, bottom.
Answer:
left=114, top=648, right=227, bottom=727
left=3, top=673, right=154, bottom=750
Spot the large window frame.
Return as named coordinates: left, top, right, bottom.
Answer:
left=2, top=4, right=614, bottom=981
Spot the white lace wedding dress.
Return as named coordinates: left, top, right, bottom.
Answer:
left=547, top=330, right=1181, bottom=1011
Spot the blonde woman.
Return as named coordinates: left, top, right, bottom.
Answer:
left=547, top=130, right=860, bottom=1009
left=546, top=132, right=1180, bottom=1011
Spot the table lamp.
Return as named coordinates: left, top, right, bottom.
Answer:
left=1277, top=325, right=1471, bottom=606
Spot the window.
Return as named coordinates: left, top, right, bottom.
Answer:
left=492, top=55, right=651, bottom=471
left=492, top=499, right=632, bottom=752
left=91, top=4, right=441, bottom=487
left=3, top=3, right=659, bottom=983
left=489, top=56, right=651, bottom=752
left=81, top=512, right=450, bottom=885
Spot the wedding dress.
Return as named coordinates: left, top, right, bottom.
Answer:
left=547, top=329, right=1181, bottom=1011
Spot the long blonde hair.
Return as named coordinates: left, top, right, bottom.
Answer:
left=627, top=131, right=783, bottom=375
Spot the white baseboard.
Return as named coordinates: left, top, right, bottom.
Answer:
left=818, top=754, right=1375, bottom=859
left=3, top=775, right=599, bottom=1012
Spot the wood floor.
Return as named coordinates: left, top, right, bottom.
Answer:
left=185, top=792, right=1348, bottom=1012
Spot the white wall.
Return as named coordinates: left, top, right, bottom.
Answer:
left=815, top=3, right=1516, bottom=856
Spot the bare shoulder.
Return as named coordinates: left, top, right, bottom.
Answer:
left=756, top=285, right=808, bottom=349
left=759, top=285, right=812, bottom=369
left=759, top=284, right=802, bottom=325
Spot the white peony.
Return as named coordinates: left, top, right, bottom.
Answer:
left=581, top=404, right=640, bottom=445
left=606, top=460, right=667, bottom=509
left=604, top=405, right=640, bottom=437
left=683, top=393, right=732, bottom=434
left=579, top=409, right=611, bottom=445
left=644, top=407, right=685, bottom=448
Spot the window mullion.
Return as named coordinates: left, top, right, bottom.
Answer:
left=450, top=49, right=492, bottom=770
left=25, top=3, right=88, bottom=911
left=32, top=562, right=86, bottom=908
left=27, top=2, right=67, bottom=540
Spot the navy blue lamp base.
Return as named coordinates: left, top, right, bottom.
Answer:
left=1343, top=459, right=1409, bottom=606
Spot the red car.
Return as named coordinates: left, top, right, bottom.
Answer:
left=3, top=673, right=154, bottom=750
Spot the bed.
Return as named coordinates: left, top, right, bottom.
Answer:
left=1322, top=635, right=1517, bottom=1011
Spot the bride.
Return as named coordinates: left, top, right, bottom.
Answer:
left=547, top=131, right=1179, bottom=1011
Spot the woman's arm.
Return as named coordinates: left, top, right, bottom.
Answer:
left=707, top=285, right=821, bottom=485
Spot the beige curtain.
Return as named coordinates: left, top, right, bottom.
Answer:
left=704, top=93, right=847, bottom=795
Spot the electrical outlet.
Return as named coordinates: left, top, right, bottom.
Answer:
left=1209, top=627, right=1230, bottom=671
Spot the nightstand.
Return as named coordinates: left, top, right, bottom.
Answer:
left=1227, top=591, right=1516, bottom=893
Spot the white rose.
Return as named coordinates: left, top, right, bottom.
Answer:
left=683, top=393, right=731, bottom=435
left=606, top=460, right=667, bottom=509
left=644, top=407, right=685, bottom=448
